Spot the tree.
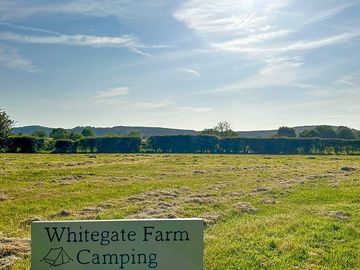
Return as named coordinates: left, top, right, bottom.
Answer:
left=277, top=126, right=296, bottom=137
left=200, top=121, right=238, bottom=138
left=128, top=131, right=141, bottom=137
left=314, top=125, right=337, bottom=138
left=81, top=127, right=95, bottom=137
left=299, top=129, right=320, bottom=138
left=215, top=121, right=232, bottom=133
left=0, top=109, right=14, bottom=139
left=31, top=130, right=48, bottom=138
left=336, top=126, right=355, bottom=139
left=49, top=128, right=69, bottom=140
left=69, top=132, right=83, bottom=141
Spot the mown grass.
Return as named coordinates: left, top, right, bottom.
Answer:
left=0, top=153, right=359, bottom=269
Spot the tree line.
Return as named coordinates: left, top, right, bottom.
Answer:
left=1, top=110, right=359, bottom=154
left=276, top=125, right=358, bottom=140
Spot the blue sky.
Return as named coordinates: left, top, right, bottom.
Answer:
left=0, top=0, right=359, bottom=131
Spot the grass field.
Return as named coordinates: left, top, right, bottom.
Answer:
left=0, top=153, right=359, bottom=269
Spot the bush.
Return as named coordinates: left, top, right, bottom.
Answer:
left=6, top=136, right=36, bottom=153
left=54, top=140, right=75, bottom=153
left=76, top=137, right=141, bottom=153
left=147, top=136, right=360, bottom=155
left=148, top=135, right=219, bottom=153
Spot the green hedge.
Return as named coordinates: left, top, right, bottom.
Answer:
left=148, top=136, right=360, bottom=154
left=76, top=137, right=141, bottom=153
left=148, top=135, right=219, bottom=153
left=3, top=136, right=37, bottom=153
left=54, top=139, right=75, bottom=153
left=1, top=135, right=359, bottom=154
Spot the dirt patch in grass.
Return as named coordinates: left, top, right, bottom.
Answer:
left=51, top=175, right=85, bottom=185
left=64, top=161, right=95, bottom=167
left=129, top=202, right=179, bottom=219
left=321, top=210, right=350, bottom=220
left=307, top=174, right=336, bottom=180
left=127, top=188, right=189, bottom=202
left=107, top=177, right=129, bottom=182
left=235, top=202, right=257, bottom=214
left=192, top=170, right=206, bottom=175
left=261, top=198, right=278, bottom=204
left=21, top=216, right=46, bottom=226
left=209, top=181, right=235, bottom=191
left=50, top=209, right=72, bottom=218
left=243, top=165, right=271, bottom=170
left=0, top=195, right=12, bottom=202
left=126, top=188, right=185, bottom=219
left=0, top=233, right=30, bottom=270
left=253, top=186, right=271, bottom=193
left=185, top=193, right=216, bottom=204
left=340, top=167, right=357, bottom=172
left=126, top=187, right=223, bottom=220
left=77, top=202, right=114, bottom=217
left=202, top=213, right=222, bottom=227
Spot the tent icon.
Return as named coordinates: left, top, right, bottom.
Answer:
left=41, top=247, right=73, bottom=267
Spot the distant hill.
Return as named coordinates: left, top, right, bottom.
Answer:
left=236, top=126, right=347, bottom=138
left=12, top=125, right=53, bottom=135
left=12, top=125, right=198, bottom=137
left=12, top=125, right=359, bottom=138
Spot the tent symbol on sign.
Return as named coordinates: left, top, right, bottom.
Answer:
left=41, top=247, right=73, bottom=267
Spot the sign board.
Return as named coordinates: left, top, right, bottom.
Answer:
left=32, top=219, right=203, bottom=270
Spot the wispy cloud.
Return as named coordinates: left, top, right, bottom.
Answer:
left=175, top=0, right=360, bottom=97
left=213, top=30, right=291, bottom=48
left=209, top=54, right=308, bottom=93
left=0, top=32, right=135, bottom=47
left=174, top=0, right=360, bottom=57
left=305, top=2, right=359, bottom=25
left=136, top=100, right=172, bottom=110
left=0, top=45, right=38, bottom=72
left=334, top=70, right=360, bottom=87
left=174, top=0, right=286, bottom=35
left=92, top=87, right=129, bottom=102
left=0, top=22, right=61, bottom=35
left=0, top=0, right=167, bottom=21
left=176, top=106, right=212, bottom=113
left=214, top=30, right=360, bottom=54
left=0, top=32, right=154, bottom=57
left=178, top=67, right=200, bottom=77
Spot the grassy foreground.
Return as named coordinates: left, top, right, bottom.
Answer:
left=0, top=153, right=359, bottom=269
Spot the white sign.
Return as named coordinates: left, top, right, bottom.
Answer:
left=32, top=219, right=203, bottom=270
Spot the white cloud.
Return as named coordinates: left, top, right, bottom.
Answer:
left=334, top=70, right=360, bottom=87
left=0, top=32, right=155, bottom=57
left=175, top=0, right=360, bottom=98
left=0, top=22, right=61, bottom=35
left=210, top=55, right=307, bottom=93
left=305, top=2, right=358, bottom=25
left=174, top=0, right=360, bottom=56
left=174, top=0, right=288, bottom=35
left=178, top=67, right=200, bottom=77
left=0, top=46, right=38, bottom=72
left=135, top=100, right=172, bottom=110
left=212, top=29, right=291, bottom=50
left=214, top=31, right=360, bottom=54
left=92, top=87, right=129, bottom=102
left=0, top=32, right=135, bottom=47
left=0, top=0, right=168, bottom=21
left=176, top=106, right=212, bottom=113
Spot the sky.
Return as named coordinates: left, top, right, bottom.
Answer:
left=0, top=0, right=359, bottom=131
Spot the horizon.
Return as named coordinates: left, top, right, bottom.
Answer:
left=1, top=1, right=360, bottom=130
left=13, top=123, right=360, bottom=133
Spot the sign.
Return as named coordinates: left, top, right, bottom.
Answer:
left=32, top=219, right=203, bottom=270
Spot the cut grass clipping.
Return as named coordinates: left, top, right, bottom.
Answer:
left=0, top=154, right=359, bottom=269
